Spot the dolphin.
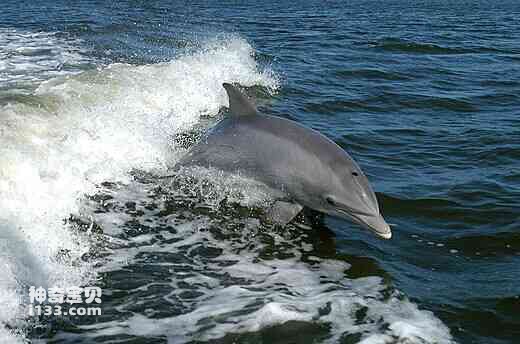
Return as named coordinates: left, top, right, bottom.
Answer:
left=176, top=83, right=392, bottom=239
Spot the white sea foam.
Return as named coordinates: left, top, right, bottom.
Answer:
left=0, top=30, right=277, bottom=342
left=59, top=178, right=455, bottom=344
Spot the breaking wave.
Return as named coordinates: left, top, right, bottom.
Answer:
left=0, top=30, right=277, bottom=343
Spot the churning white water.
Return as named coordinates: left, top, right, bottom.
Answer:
left=0, top=29, right=276, bottom=342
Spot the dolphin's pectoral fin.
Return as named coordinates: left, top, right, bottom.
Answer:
left=223, top=83, right=258, bottom=117
left=263, top=201, right=303, bottom=227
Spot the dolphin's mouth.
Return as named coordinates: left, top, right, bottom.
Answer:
left=337, top=209, right=392, bottom=239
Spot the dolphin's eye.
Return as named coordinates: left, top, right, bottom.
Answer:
left=325, top=197, right=336, bottom=206
left=352, top=171, right=359, bottom=176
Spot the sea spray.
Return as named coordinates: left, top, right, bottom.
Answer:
left=0, top=31, right=278, bottom=342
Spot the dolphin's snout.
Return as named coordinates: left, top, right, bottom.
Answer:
left=334, top=206, right=392, bottom=239
left=356, top=213, right=392, bottom=239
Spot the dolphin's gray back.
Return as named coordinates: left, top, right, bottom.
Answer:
left=178, top=114, right=359, bottom=205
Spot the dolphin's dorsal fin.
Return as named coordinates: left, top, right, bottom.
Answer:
left=223, top=83, right=258, bottom=117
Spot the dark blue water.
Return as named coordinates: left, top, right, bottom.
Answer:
left=1, top=1, right=519, bottom=343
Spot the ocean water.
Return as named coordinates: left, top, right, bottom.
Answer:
left=0, top=1, right=519, bottom=343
